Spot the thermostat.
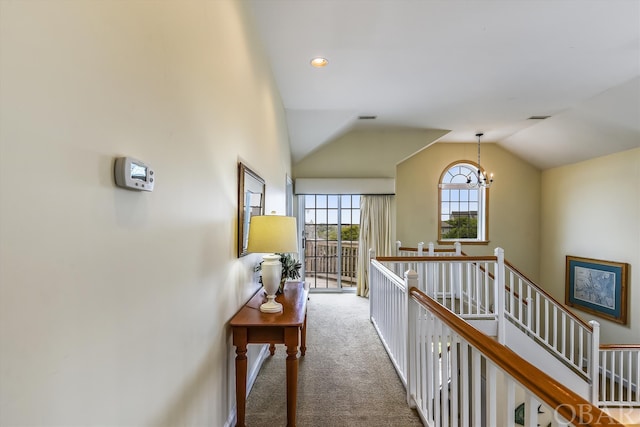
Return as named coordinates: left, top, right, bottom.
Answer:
left=114, top=157, right=155, bottom=191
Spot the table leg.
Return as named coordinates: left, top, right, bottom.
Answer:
left=269, top=343, right=276, bottom=355
left=284, top=327, right=299, bottom=427
left=300, top=313, right=307, bottom=356
left=234, top=328, right=248, bottom=427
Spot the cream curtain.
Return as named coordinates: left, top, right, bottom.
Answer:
left=356, top=195, right=393, bottom=297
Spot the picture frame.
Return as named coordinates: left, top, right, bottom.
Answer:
left=238, top=163, right=265, bottom=257
left=565, top=255, right=629, bottom=324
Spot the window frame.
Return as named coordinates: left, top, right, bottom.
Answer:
left=437, top=160, right=490, bottom=245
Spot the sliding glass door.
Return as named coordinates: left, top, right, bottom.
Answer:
left=299, top=194, right=360, bottom=291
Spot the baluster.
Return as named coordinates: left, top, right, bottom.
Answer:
left=472, top=350, right=482, bottom=426
left=544, top=300, right=549, bottom=345
left=505, top=378, right=515, bottom=426
left=433, top=319, right=442, bottom=425
left=526, top=297, right=533, bottom=334
left=425, top=312, right=433, bottom=420
left=553, top=305, right=558, bottom=350
left=578, top=327, right=584, bottom=373
left=561, top=311, right=567, bottom=357
left=487, top=362, right=497, bottom=427
left=517, top=275, right=522, bottom=322
left=526, top=283, right=532, bottom=329
left=534, top=291, right=546, bottom=336
left=526, top=392, right=539, bottom=427
left=618, top=350, right=623, bottom=404
left=441, top=325, right=450, bottom=427
left=450, top=335, right=459, bottom=427
left=569, top=321, right=575, bottom=365
left=636, top=350, right=640, bottom=404
left=459, top=341, right=470, bottom=426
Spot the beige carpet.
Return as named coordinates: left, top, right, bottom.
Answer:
left=245, top=293, right=424, bottom=426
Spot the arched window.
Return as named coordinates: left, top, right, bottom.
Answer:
left=438, top=162, right=489, bottom=243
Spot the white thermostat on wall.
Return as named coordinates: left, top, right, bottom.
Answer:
left=114, top=157, right=155, bottom=192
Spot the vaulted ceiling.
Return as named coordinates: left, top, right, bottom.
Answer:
left=246, top=0, right=640, bottom=169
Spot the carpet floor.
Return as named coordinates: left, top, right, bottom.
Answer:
left=244, top=293, right=424, bottom=426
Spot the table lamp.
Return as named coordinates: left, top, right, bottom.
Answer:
left=247, top=214, right=299, bottom=313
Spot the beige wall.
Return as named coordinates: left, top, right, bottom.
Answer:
left=0, top=1, right=289, bottom=425
left=293, top=129, right=447, bottom=179
left=540, top=148, right=640, bottom=343
left=396, top=142, right=542, bottom=281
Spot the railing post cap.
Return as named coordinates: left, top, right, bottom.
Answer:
left=405, top=269, right=418, bottom=279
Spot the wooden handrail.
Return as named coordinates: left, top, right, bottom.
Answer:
left=376, top=255, right=497, bottom=262
left=409, top=286, right=623, bottom=426
left=600, top=344, right=640, bottom=350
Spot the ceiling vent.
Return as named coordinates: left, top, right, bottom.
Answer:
left=358, top=115, right=377, bottom=120
left=528, top=115, right=551, bottom=120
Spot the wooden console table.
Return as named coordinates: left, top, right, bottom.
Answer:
left=230, top=281, right=309, bottom=427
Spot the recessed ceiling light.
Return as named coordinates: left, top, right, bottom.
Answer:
left=310, top=57, right=328, bottom=68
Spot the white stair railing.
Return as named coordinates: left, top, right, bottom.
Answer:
left=503, top=260, right=595, bottom=380
left=598, top=345, right=640, bottom=407
left=369, top=250, right=408, bottom=385
left=371, top=244, right=640, bottom=411
left=406, top=282, right=623, bottom=427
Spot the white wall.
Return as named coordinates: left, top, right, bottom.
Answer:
left=0, top=1, right=290, bottom=425
left=540, top=148, right=640, bottom=343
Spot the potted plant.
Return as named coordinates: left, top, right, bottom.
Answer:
left=256, top=253, right=301, bottom=294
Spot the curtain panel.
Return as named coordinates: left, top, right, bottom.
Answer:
left=356, top=195, right=393, bottom=297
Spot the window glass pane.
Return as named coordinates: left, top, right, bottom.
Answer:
left=305, top=195, right=315, bottom=208
left=316, top=209, right=327, bottom=224
left=341, top=195, right=351, bottom=208
left=441, top=202, right=450, bottom=215
left=352, top=195, right=361, bottom=207
left=328, top=209, right=338, bottom=225
left=328, top=195, right=338, bottom=208
left=341, top=210, right=352, bottom=224
left=352, top=210, right=360, bottom=225
left=451, top=173, right=467, bottom=184
left=305, top=209, right=315, bottom=225
left=317, top=195, right=327, bottom=208
left=451, top=190, right=459, bottom=202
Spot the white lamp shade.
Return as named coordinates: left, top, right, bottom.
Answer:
left=246, top=215, right=298, bottom=254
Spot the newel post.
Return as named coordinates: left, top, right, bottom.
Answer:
left=405, top=269, right=419, bottom=408
left=368, top=248, right=376, bottom=317
left=454, top=241, right=462, bottom=255
left=494, top=247, right=506, bottom=344
left=395, top=241, right=401, bottom=256
left=589, top=320, right=601, bottom=405
left=428, top=242, right=435, bottom=256
left=417, top=242, right=424, bottom=256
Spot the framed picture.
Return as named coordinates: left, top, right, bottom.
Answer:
left=238, top=163, right=265, bottom=257
left=565, top=256, right=629, bottom=324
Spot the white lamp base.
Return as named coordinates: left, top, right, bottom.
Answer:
left=260, top=297, right=283, bottom=313
left=260, top=254, right=283, bottom=314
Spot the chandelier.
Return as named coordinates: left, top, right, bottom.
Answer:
left=467, top=132, right=494, bottom=188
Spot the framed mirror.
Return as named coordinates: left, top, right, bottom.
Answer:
left=238, top=163, right=265, bottom=257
